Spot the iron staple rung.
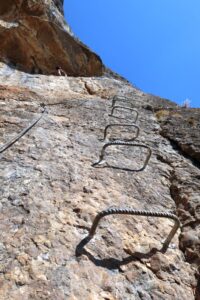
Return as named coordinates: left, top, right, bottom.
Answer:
left=97, top=208, right=179, bottom=220
left=112, top=95, right=134, bottom=107
left=113, top=95, right=127, bottom=100
left=103, top=123, right=140, bottom=142
left=0, top=106, right=46, bottom=154
left=87, top=208, right=180, bottom=253
left=110, top=105, right=139, bottom=122
left=102, top=141, right=146, bottom=146
left=93, top=141, right=152, bottom=170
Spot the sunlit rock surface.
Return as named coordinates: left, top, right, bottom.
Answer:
left=0, top=63, right=199, bottom=299
left=0, top=0, right=199, bottom=298
left=0, top=0, right=103, bottom=76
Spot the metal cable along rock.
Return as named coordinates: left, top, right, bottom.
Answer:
left=102, top=123, right=140, bottom=142
left=0, top=106, right=46, bottom=154
left=84, top=208, right=181, bottom=253
left=109, top=105, right=139, bottom=123
left=92, top=141, right=152, bottom=171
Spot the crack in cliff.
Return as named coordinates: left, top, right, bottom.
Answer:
left=83, top=81, right=95, bottom=95
left=169, top=170, right=200, bottom=300
left=160, top=131, right=200, bottom=170
left=155, top=129, right=200, bottom=299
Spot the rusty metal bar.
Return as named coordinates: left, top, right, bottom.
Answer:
left=109, top=105, right=139, bottom=122
left=111, top=95, right=128, bottom=108
left=85, top=208, right=180, bottom=253
left=102, top=123, right=140, bottom=142
left=0, top=106, right=46, bottom=154
left=92, top=141, right=152, bottom=170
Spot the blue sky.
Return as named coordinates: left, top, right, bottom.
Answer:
left=64, top=1, right=200, bottom=108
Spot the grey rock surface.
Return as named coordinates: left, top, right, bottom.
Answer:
left=0, top=64, right=199, bottom=299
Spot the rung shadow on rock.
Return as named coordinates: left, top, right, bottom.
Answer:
left=92, top=141, right=152, bottom=171
left=109, top=105, right=139, bottom=123
left=101, top=123, right=140, bottom=142
left=83, top=208, right=181, bottom=253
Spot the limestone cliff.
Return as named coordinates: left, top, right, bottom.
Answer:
left=0, top=0, right=103, bottom=76
left=0, top=1, right=200, bottom=300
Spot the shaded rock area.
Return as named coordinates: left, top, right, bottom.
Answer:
left=155, top=108, right=200, bottom=164
left=0, top=64, right=199, bottom=299
left=0, top=0, right=103, bottom=76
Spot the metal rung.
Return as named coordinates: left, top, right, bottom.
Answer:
left=92, top=141, right=152, bottom=171
left=102, top=123, right=140, bottom=142
left=109, top=106, right=139, bottom=123
left=0, top=106, right=46, bottom=154
left=83, top=208, right=181, bottom=253
left=111, top=95, right=128, bottom=108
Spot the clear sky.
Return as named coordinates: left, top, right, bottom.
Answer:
left=64, top=1, right=200, bottom=108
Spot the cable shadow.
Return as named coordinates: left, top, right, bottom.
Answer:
left=75, top=237, right=158, bottom=270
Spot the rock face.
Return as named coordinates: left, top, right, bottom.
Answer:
left=0, top=0, right=103, bottom=76
left=0, top=1, right=200, bottom=299
left=156, top=108, right=200, bottom=163
left=0, top=63, right=200, bottom=299
left=54, top=0, right=64, bottom=14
